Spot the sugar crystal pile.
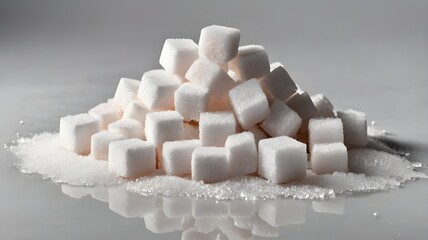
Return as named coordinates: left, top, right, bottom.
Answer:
left=57, top=25, right=372, bottom=183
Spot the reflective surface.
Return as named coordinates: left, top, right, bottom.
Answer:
left=1, top=0, right=427, bottom=239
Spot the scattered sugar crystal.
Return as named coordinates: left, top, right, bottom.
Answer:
left=260, top=63, right=298, bottom=101
left=159, top=38, right=199, bottom=77
left=311, top=143, right=348, bottom=174
left=108, top=119, right=144, bottom=139
left=261, top=99, right=302, bottom=137
left=229, top=79, right=270, bottom=130
left=88, top=103, right=122, bottom=130
left=308, top=118, right=344, bottom=151
left=145, top=111, right=184, bottom=148
left=310, top=93, right=335, bottom=118
left=174, top=82, right=209, bottom=122
left=122, top=100, right=151, bottom=127
left=108, top=139, right=156, bottom=178
left=185, top=58, right=236, bottom=99
left=225, top=132, right=258, bottom=177
left=162, top=139, right=201, bottom=176
left=19, top=120, right=25, bottom=125
left=199, top=112, right=236, bottom=147
left=198, top=25, right=240, bottom=64
left=286, top=91, right=317, bottom=120
left=337, top=109, right=368, bottom=148
left=90, top=130, right=126, bottom=160
left=59, top=113, right=100, bottom=155
left=113, top=78, right=140, bottom=110
left=229, top=45, right=270, bottom=80
left=191, top=147, right=228, bottom=183
left=258, top=136, right=307, bottom=184
left=138, top=69, right=180, bottom=111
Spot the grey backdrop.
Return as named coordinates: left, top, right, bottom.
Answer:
left=1, top=0, right=427, bottom=239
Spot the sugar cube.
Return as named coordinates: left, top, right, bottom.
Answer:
left=174, top=82, right=209, bottom=122
left=229, top=79, right=270, bottom=130
left=260, top=63, right=298, bottom=101
left=286, top=91, right=317, bottom=120
left=308, top=118, right=344, bottom=151
left=59, top=113, right=100, bottom=155
left=199, top=112, right=236, bottom=147
left=225, top=132, right=257, bottom=177
left=258, top=136, right=307, bottom=183
left=122, top=100, right=151, bottom=127
left=145, top=111, right=184, bottom=148
left=310, top=143, right=348, bottom=174
left=337, top=109, right=368, bottom=148
left=159, top=38, right=199, bottom=77
left=138, top=69, right=180, bottom=111
left=185, top=58, right=236, bottom=98
left=191, top=147, right=228, bottom=183
left=108, top=138, right=156, bottom=178
left=182, top=122, right=199, bottom=140
left=229, top=45, right=270, bottom=80
left=198, top=25, right=240, bottom=64
left=113, top=78, right=140, bottom=110
left=90, top=130, right=126, bottom=160
left=311, top=93, right=335, bottom=118
left=108, top=119, right=144, bottom=139
left=261, top=99, right=302, bottom=137
left=248, top=125, right=268, bottom=146
left=162, top=139, right=202, bottom=176
left=88, top=103, right=122, bottom=130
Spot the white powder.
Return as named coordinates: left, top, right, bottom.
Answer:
left=7, top=132, right=426, bottom=200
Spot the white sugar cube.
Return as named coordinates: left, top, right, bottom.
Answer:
left=108, top=187, right=156, bottom=217
left=108, top=119, right=144, bottom=139
left=182, top=122, right=199, bottom=140
left=113, top=78, right=140, bottom=110
left=90, top=130, right=126, bottom=160
left=311, top=93, right=335, bottom=118
left=162, top=197, right=192, bottom=218
left=248, top=125, right=268, bottom=146
left=185, top=58, right=236, bottom=98
left=191, top=147, right=228, bottom=183
left=311, top=143, right=348, bottom=174
left=258, top=136, right=307, bottom=183
left=229, top=45, right=270, bottom=80
left=108, top=138, right=156, bottom=178
left=199, top=112, right=236, bottom=147
left=286, top=91, right=317, bottom=120
left=145, top=111, right=184, bottom=148
left=88, top=103, right=122, bottom=130
left=192, top=198, right=228, bottom=219
left=258, top=200, right=306, bottom=227
left=122, top=100, right=151, bottom=127
left=261, top=100, right=302, bottom=137
left=159, top=38, right=199, bottom=77
left=198, top=25, right=240, bottom=64
left=138, top=69, right=180, bottom=111
left=144, top=209, right=185, bottom=233
left=225, top=132, right=257, bottom=177
left=308, top=118, right=344, bottom=151
left=260, top=63, right=298, bottom=101
left=59, top=113, right=100, bottom=155
left=162, top=139, right=202, bottom=176
left=337, top=109, right=368, bottom=148
left=229, top=79, right=270, bottom=130
left=174, top=82, right=209, bottom=122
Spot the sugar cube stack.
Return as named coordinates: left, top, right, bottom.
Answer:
left=59, top=24, right=369, bottom=184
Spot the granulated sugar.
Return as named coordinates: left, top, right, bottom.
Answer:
left=7, top=131, right=426, bottom=200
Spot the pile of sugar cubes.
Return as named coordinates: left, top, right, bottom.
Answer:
left=59, top=25, right=368, bottom=184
